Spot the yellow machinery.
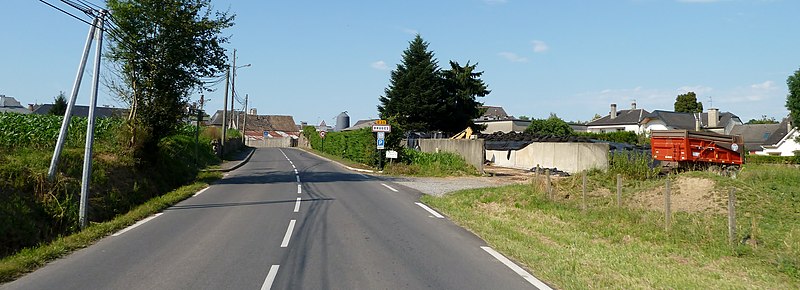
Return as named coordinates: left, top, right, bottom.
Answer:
left=450, top=127, right=473, bottom=139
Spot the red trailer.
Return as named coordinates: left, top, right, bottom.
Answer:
left=650, top=130, right=744, bottom=172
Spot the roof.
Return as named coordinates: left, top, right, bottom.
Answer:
left=209, top=110, right=298, bottom=132
left=0, top=96, right=31, bottom=114
left=642, top=110, right=740, bottom=130
left=587, top=109, right=649, bottom=126
left=730, top=123, right=781, bottom=150
left=764, top=117, right=792, bottom=145
left=343, top=119, right=378, bottom=131
left=478, top=106, right=511, bottom=120
left=31, top=104, right=128, bottom=118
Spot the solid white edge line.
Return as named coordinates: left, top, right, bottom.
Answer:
left=297, top=184, right=302, bottom=194
left=380, top=183, right=399, bottom=192
left=414, top=202, right=445, bottom=218
left=481, top=246, right=553, bottom=290
left=280, top=220, right=296, bottom=247
left=260, top=264, right=280, bottom=290
left=113, top=213, right=163, bottom=237
left=192, top=187, right=209, bottom=197
left=294, top=198, right=301, bottom=212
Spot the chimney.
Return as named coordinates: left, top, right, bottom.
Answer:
left=610, top=104, right=617, bottom=119
left=695, top=116, right=701, bottom=131
left=631, top=101, right=637, bottom=110
left=249, top=108, right=257, bottom=115
left=708, top=108, right=719, bottom=127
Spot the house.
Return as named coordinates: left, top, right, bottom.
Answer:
left=586, top=103, right=649, bottom=134
left=209, top=110, right=299, bottom=139
left=641, top=108, right=742, bottom=135
left=30, top=103, right=128, bottom=118
left=756, top=118, right=799, bottom=156
left=729, top=123, right=782, bottom=154
left=477, top=106, right=512, bottom=120
left=0, top=95, right=31, bottom=114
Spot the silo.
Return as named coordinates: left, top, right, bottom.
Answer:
left=335, top=111, right=350, bottom=131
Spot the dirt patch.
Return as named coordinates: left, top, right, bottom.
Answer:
left=631, top=177, right=725, bottom=214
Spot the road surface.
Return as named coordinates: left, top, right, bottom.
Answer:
left=2, top=148, right=548, bottom=290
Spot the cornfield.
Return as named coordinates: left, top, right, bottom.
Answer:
left=0, top=112, right=123, bottom=149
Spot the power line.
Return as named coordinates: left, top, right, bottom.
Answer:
left=39, top=0, right=95, bottom=27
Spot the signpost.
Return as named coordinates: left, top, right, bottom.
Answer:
left=372, top=121, right=391, bottom=170
left=319, top=130, right=327, bottom=152
left=386, top=150, right=398, bottom=159
left=263, top=130, right=269, bottom=147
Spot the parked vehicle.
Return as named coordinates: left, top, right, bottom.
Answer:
left=650, top=130, right=744, bottom=174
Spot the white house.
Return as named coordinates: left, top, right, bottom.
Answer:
left=641, top=108, right=742, bottom=135
left=757, top=119, right=799, bottom=156
left=586, top=103, right=648, bottom=134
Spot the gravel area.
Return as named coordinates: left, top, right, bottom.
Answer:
left=379, top=175, right=524, bottom=197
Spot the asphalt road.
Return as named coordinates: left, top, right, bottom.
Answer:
left=2, top=148, right=548, bottom=290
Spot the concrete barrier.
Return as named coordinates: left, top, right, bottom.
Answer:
left=487, top=142, right=609, bottom=173
left=417, top=139, right=485, bottom=174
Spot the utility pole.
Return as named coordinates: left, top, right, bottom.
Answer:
left=48, top=16, right=99, bottom=180
left=221, top=67, right=230, bottom=156
left=231, top=49, right=237, bottom=130
left=242, top=94, right=248, bottom=145
left=79, top=9, right=107, bottom=229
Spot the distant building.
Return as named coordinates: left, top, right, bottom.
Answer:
left=343, top=119, right=378, bottom=131
left=0, top=95, right=31, bottom=114
left=477, top=106, right=512, bottom=121
left=473, top=119, right=531, bottom=134
left=208, top=110, right=299, bottom=139
left=641, top=109, right=742, bottom=135
left=586, top=103, right=649, bottom=134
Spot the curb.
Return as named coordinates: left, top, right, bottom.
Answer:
left=205, top=147, right=256, bottom=173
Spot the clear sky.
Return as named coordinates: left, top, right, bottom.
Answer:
left=2, top=0, right=800, bottom=126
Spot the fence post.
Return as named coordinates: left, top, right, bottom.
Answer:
left=728, top=188, right=737, bottom=246
left=665, top=177, right=671, bottom=231
left=616, top=174, right=622, bottom=207
left=545, top=169, right=552, bottom=199
left=582, top=173, right=587, bottom=210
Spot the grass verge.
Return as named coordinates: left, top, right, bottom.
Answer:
left=298, top=147, right=375, bottom=171
left=421, top=164, right=799, bottom=289
left=0, top=171, right=221, bottom=283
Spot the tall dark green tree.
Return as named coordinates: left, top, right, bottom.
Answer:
left=378, top=34, right=443, bottom=133
left=786, top=68, right=800, bottom=127
left=441, top=61, right=490, bottom=132
left=49, top=91, right=67, bottom=115
left=106, top=0, right=234, bottom=147
left=674, top=92, right=704, bottom=113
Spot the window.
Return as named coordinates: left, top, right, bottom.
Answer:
left=763, top=132, right=770, bottom=140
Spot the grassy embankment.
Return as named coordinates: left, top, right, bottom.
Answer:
left=422, top=163, right=800, bottom=289
left=0, top=113, right=228, bottom=282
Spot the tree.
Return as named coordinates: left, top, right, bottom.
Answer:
left=378, top=35, right=443, bottom=133
left=49, top=91, right=67, bottom=115
left=440, top=61, right=490, bottom=132
left=517, top=115, right=530, bottom=120
left=674, top=92, right=704, bottom=113
left=786, top=68, right=800, bottom=126
left=524, top=113, right=574, bottom=136
left=746, top=115, right=778, bottom=124
left=106, top=0, right=234, bottom=148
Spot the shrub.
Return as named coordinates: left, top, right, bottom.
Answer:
left=608, top=151, right=659, bottom=180
left=384, top=148, right=478, bottom=176
left=302, top=126, right=377, bottom=166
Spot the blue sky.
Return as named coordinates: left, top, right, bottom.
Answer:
left=2, top=0, right=799, bottom=126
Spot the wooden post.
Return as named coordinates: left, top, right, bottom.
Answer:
left=616, top=174, right=622, bottom=207
left=545, top=169, right=552, bottom=199
left=728, top=188, right=737, bottom=246
left=582, top=173, right=587, bottom=210
left=665, top=177, right=671, bottom=231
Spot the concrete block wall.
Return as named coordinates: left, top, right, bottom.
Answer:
left=487, top=142, right=609, bottom=173
left=417, top=139, right=485, bottom=174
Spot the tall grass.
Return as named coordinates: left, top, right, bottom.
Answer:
left=383, top=149, right=479, bottom=177
left=608, top=151, right=659, bottom=180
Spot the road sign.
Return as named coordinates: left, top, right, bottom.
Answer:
left=377, top=131, right=385, bottom=149
left=376, top=119, right=388, bottom=125
left=263, top=131, right=269, bottom=138
left=386, top=150, right=398, bottom=159
left=372, top=125, right=391, bottom=132
left=319, top=131, right=326, bottom=138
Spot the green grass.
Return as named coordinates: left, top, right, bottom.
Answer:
left=382, top=149, right=480, bottom=177
left=0, top=171, right=221, bottom=283
left=298, top=147, right=375, bottom=171
left=422, top=164, right=800, bottom=289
